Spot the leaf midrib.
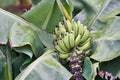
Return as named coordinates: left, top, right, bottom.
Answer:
left=42, top=4, right=54, bottom=30
left=88, top=0, right=111, bottom=28
left=95, top=37, right=120, bottom=41
left=15, top=50, right=54, bottom=80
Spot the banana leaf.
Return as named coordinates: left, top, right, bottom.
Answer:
left=15, top=49, right=72, bottom=80
left=0, top=50, right=6, bottom=80
left=0, top=8, right=53, bottom=79
left=22, top=0, right=73, bottom=33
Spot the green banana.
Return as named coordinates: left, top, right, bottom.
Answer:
left=66, top=53, right=73, bottom=61
left=83, top=26, right=87, bottom=31
left=69, top=31, right=75, bottom=48
left=65, top=20, right=72, bottom=32
left=76, top=21, right=80, bottom=37
left=80, top=30, right=90, bottom=43
left=77, top=21, right=84, bottom=35
left=57, top=39, right=69, bottom=52
left=58, top=34, right=64, bottom=40
left=63, top=33, right=71, bottom=49
left=53, top=32, right=57, bottom=40
left=79, top=37, right=91, bottom=47
left=83, top=26, right=87, bottom=34
left=72, top=22, right=78, bottom=38
left=59, top=53, right=70, bottom=59
left=77, top=41, right=91, bottom=51
left=75, top=34, right=81, bottom=46
left=55, top=27, right=61, bottom=36
left=54, top=42, right=66, bottom=54
left=59, top=22, right=66, bottom=34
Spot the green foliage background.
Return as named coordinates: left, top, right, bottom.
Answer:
left=0, top=0, right=120, bottom=80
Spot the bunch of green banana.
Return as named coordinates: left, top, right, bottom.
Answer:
left=53, top=20, right=91, bottom=60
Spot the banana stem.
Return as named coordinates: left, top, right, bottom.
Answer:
left=57, top=0, right=72, bottom=21
left=5, top=43, right=13, bottom=80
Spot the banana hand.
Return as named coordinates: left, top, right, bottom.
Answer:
left=79, top=37, right=91, bottom=47
left=65, top=20, right=72, bottom=32
left=59, top=22, right=66, bottom=34
left=63, top=32, right=71, bottom=49
left=80, top=30, right=90, bottom=43
left=59, top=53, right=70, bottom=59
left=77, top=21, right=84, bottom=35
left=77, top=41, right=91, bottom=51
left=54, top=42, right=66, bottom=54
left=75, top=34, right=81, bottom=46
left=55, top=27, right=61, bottom=36
left=69, top=31, right=75, bottom=48
left=72, top=22, right=78, bottom=38
left=57, top=39, right=69, bottom=52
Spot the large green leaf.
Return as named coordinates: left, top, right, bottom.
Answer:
left=15, top=49, right=72, bottom=80
left=0, top=7, right=58, bottom=78
left=92, top=63, right=99, bottom=80
left=100, top=56, right=120, bottom=77
left=9, top=20, right=43, bottom=57
left=72, top=0, right=83, bottom=16
left=13, top=46, right=34, bottom=71
left=91, top=17, right=120, bottom=61
left=74, top=0, right=120, bottom=61
left=0, top=9, right=47, bottom=78
left=0, top=44, right=30, bottom=79
left=12, top=54, right=30, bottom=78
left=5, top=44, right=13, bottom=80
left=0, top=9, right=15, bottom=44
left=82, top=57, right=93, bottom=80
left=74, top=0, right=100, bottom=25
left=74, top=0, right=120, bottom=27
left=38, top=31, right=54, bottom=49
left=0, top=8, right=45, bottom=58
left=0, top=50, right=6, bottom=80
left=22, top=0, right=73, bottom=33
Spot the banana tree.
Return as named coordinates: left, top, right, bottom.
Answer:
left=0, top=0, right=120, bottom=80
